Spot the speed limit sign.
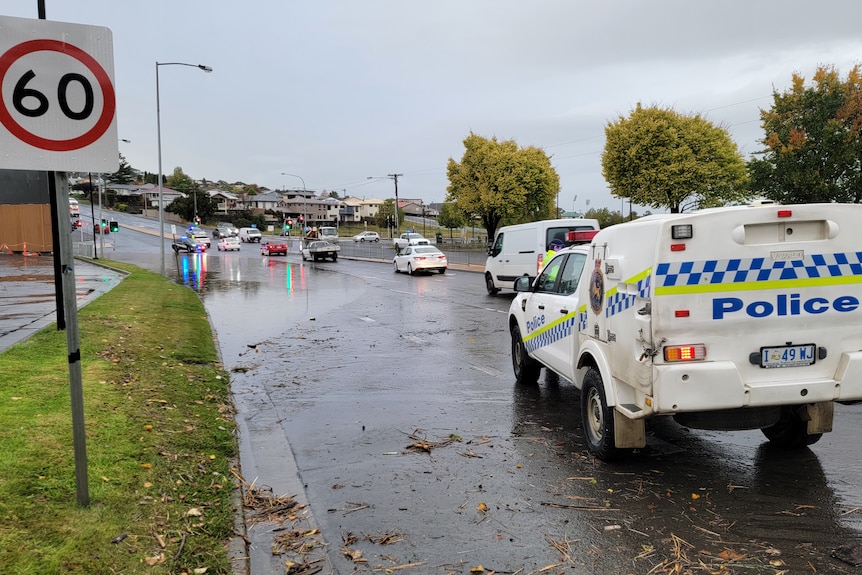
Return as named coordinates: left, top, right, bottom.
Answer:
left=0, top=15, right=118, bottom=172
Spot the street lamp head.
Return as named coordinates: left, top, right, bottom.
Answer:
left=199, top=65, right=213, bottom=73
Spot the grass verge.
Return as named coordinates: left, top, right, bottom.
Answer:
left=0, top=261, right=239, bottom=575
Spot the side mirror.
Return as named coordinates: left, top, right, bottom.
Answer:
left=513, top=276, right=532, bottom=292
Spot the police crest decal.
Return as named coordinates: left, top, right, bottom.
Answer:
left=590, top=259, right=604, bottom=315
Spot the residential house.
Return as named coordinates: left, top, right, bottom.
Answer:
left=207, top=189, right=240, bottom=215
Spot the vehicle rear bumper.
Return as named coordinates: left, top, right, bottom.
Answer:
left=651, top=353, right=862, bottom=413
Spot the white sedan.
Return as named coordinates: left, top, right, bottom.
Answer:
left=352, top=231, right=380, bottom=242
left=393, top=245, right=448, bottom=275
left=217, top=236, right=241, bottom=251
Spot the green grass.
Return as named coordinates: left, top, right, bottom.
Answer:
left=0, top=261, right=238, bottom=575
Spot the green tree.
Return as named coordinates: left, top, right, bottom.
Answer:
left=107, top=153, right=135, bottom=185
left=166, top=192, right=219, bottom=223
left=602, top=104, right=750, bottom=213
left=749, top=65, right=862, bottom=204
left=436, top=203, right=465, bottom=238
left=166, top=166, right=194, bottom=193
left=446, top=132, right=560, bottom=240
left=374, top=199, right=402, bottom=231
left=584, top=207, right=624, bottom=228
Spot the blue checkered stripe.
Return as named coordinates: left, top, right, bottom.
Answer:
left=577, top=308, right=588, bottom=331
left=525, top=314, right=577, bottom=353
left=655, top=252, right=862, bottom=287
left=605, top=274, right=652, bottom=318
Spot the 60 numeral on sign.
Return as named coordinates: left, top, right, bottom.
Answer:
left=14, top=70, right=95, bottom=121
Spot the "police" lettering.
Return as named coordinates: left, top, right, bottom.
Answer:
left=713, top=293, right=860, bottom=319
left=526, top=315, right=546, bottom=332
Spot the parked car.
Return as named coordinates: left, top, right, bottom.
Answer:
left=260, top=240, right=288, bottom=256
left=217, top=236, right=241, bottom=251
left=172, top=235, right=207, bottom=253
left=217, top=222, right=239, bottom=236
left=93, top=220, right=110, bottom=234
left=352, top=231, right=380, bottom=242
left=393, top=245, right=448, bottom=275
left=239, top=227, right=262, bottom=243
left=186, top=227, right=211, bottom=247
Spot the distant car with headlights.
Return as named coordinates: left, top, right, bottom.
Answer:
left=393, top=245, right=447, bottom=275
left=217, top=236, right=241, bottom=251
left=186, top=227, right=211, bottom=247
left=260, top=240, right=288, bottom=256
left=352, top=231, right=380, bottom=242
left=172, top=235, right=207, bottom=253
left=217, top=222, right=239, bottom=237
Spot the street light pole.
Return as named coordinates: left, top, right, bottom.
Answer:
left=156, top=61, right=212, bottom=276
left=282, top=172, right=307, bottom=231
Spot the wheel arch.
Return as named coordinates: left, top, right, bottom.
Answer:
left=576, top=340, right=618, bottom=407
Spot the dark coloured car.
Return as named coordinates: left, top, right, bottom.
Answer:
left=172, top=235, right=207, bottom=253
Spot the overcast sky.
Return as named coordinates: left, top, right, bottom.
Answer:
left=4, top=0, right=862, bottom=212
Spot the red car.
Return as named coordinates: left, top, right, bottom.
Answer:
left=260, top=240, right=288, bottom=256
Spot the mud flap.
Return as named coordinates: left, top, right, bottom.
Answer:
left=613, top=409, right=646, bottom=449
left=806, top=401, right=834, bottom=434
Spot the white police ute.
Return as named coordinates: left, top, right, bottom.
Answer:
left=508, top=203, right=862, bottom=460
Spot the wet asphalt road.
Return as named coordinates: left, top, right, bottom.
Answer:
left=5, top=215, right=862, bottom=574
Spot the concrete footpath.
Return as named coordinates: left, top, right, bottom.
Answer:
left=0, top=254, right=126, bottom=352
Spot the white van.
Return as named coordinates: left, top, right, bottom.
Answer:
left=508, top=203, right=862, bottom=460
left=69, top=198, right=80, bottom=218
left=484, top=218, right=600, bottom=295
left=239, top=227, right=262, bottom=243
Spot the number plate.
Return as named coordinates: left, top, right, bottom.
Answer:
left=760, top=344, right=816, bottom=368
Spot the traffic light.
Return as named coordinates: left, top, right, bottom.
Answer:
left=109, top=221, right=119, bottom=233
left=298, top=215, right=304, bottom=224
left=194, top=215, right=201, bottom=226
left=285, top=219, right=293, bottom=229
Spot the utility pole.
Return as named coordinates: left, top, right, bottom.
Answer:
left=388, top=173, right=403, bottom=234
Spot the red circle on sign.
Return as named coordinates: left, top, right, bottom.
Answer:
left=0, top=38, right=115, bottom=151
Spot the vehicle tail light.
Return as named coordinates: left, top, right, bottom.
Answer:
left=663, top=344, right=706, bottom=362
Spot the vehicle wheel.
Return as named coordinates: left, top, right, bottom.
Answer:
left=438, top=268, right=446, bottom=274
left=331, top=254, right=337, bottom=261
left=485, top=272, right=500, bottom=296
left=393, top=261, right=399, bottom=273
left=302, top=253, right=307, bottom=261
left=360, top=238, right=365, bottom=242
left=408, top=263, right=415, bottom=276
left=511, top=323, right=540, bottom=385
left=581, top=368, right=622, bottom=460
left=761, top=406, right=823, bottom=447
left=374, top=238, right=379, bottom=242
left=172, top=245, right=180, bottom=253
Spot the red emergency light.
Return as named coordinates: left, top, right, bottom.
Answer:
left=566, top=230, right=598, bottom=244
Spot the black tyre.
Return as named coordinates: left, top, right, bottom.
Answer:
left=360, top=238, right=365, bottom=242
left=511, top=323, right=540, bottom=385
left=438, top=268, right=446, bottom=274
left=331, top=254, right=337, bottom=261
left=172, top=245, right=180, bottom=253
left=761, top=406, right=823, bottom=447
left=581, top=368, right=623, bottom=460
left=485, top=272, right=500, bottom=295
